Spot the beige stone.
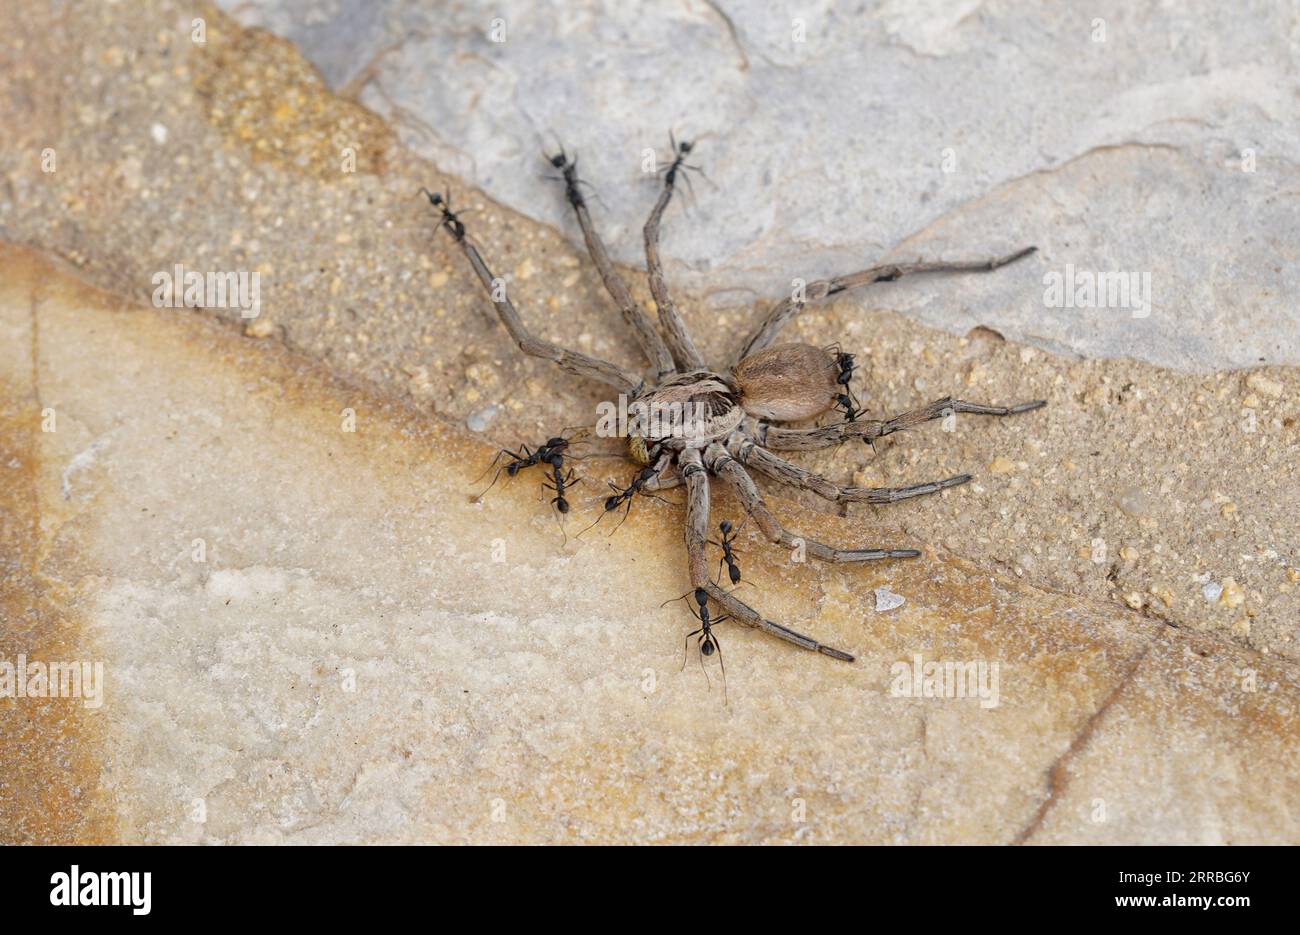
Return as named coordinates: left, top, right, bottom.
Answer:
left=2, top=245, right=1297, bottom=844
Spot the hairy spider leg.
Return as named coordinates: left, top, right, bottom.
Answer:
left=734, top=247, right=1038, bottom=365
left=542, top=140, right=675, bottom=378
left=644, top=136, right=707, bottom=371
left=422, top=187, right=644, bottom=394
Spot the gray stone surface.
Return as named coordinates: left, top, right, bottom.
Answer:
left=219, top=0, right=1300, bottom=371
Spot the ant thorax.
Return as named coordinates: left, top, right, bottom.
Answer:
left=630, top=371, right=744, bottom=450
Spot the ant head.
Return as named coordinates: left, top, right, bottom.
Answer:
left=700, top=637, right=715, bottom=656
left=719, top=519, right=733, bottom=534
left=545, top=436, right=566, bottom=448
left=638, top=466, right=657, bottom=482
left=545, top=452, right=563, bottom=467
left=728, top=565, right=741, bottom=585
left=693, top=587, right=708, bottom=608
left=506, top=463, right=521, bottom=476
left=604, top=495, right=621, bottom=512
left=837, top=393, right=853, bottom=407
left=549, top=153, right=566, bottom=169
left=419, top=188, right=447, bottom=208
left=679, top=140, right=693, bottom=155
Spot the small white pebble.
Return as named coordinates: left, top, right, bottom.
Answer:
left=1201, top=581, right=1223, bottom=604
left=874, top=587, right=905, bottom=612
left=150, top=122, right=168, bottom=144
left=466, top=403, right=499, bottom=432
left=243, top=317, right=275, bottom=339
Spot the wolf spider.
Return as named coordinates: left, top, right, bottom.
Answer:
left=424, top=138, right=1044, bottom=663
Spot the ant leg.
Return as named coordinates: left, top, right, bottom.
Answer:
left=696, top=631, right=712, bottom=691
left=682, top=625, right=704, bottom=671
left=678, top=448, right=854, bottom=661
left=758, top=397, right=1047, bottom=451
left=425, top=194, right=644, bottom=395
left=471, top=446, right=534, bottom=501
left=725, top=433, right=971, bottom=506
left=703, top=441, right=920, bottom=562
left=546, top=148, right=676, bottom=379
left=643, top=140, right=707, bottom=372
left=712, top=630, right=727, bottom=705
left=473, top=447, right=519, bottom=484
left=732, top=247, right=1038, bottom=366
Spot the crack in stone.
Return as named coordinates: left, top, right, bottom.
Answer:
left=891, top=142, right=1186, bottom=260
left=1010, top=641, right=1154, bottom=845
left=700, top=0, right=751, bottom=72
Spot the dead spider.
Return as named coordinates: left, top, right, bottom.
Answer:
left=423, top=137, right=1044, bottom=663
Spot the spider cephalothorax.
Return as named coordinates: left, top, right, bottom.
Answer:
left=630, top=370, right=742, bottom=451
left=424, top=137, right=1044, bottom=664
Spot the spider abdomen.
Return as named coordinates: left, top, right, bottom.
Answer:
left=732, top=343, right=841, bottom=421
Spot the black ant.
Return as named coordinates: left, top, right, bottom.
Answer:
left=658, top=133, right=714, bottom=201
left=580, top=456, right=666, bottom=536
left=662, top=586, right=730, bottom=703
left=710, top=519, right=744, bottom=586
left=418, top=187, right=466, bottom=241
left=473, top=435, right=571, bottom=502
left=542, top=455, right=577, bottom=514
left=825, top=343, right=865, bottom=422
left=663, top=136, right=694, bottom=186
left=831, top=390, right=880, bottom=454
left=828, top=343, right=857, bottom=390
left=833, top=391, right=865, bottom=422
left=542, top=142, right=607, bottom=212
left=825, top=343, right=879, bottom=450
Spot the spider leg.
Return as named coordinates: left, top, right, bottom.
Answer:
left=642, top=463, right=682, bottom=492
left=643, top=141, right=707, bottom=372
left=426, top=193, right=643, bottom=395
left=725, top=432, right=971, bottom=505
left=732, top=247, right=1037, bottom=365
left=703, top=441, right=921, bottom=562
left=678, top=448, right=854, bottom=661
left=758, top=397, right=1048, bottom=451
left=547, top=147, right=676, bottom=379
